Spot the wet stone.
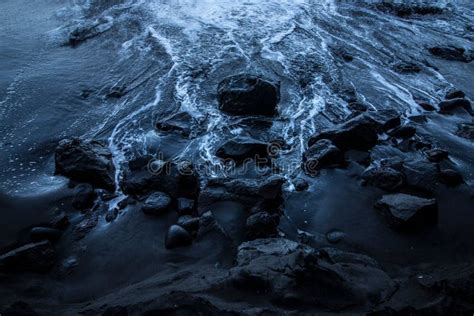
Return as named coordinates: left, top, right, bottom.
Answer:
left=165, top=225, right=192, bottom=249
left=142, top=192, right=172, bottom=216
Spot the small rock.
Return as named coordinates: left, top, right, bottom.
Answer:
left=245, top=211, right=280, bottom=240
left=438, top=98, right=472, bottom=114
left=428, top=46, right=472, bottom=63
left=374, top=193, right=438, bottom=231
left=106, top=86, right=126, bottom=98
left=387, top=124, right=417, bottom=139
left=456, top=123, right=474, bottom=140
left=394, top=62, right=421, bottom=74
left=365, top=109, right=401, bottom=132
left=164, top=225, right=192, bottom=249
left=445, top=89, right=465, bottom=100
left=348, top=102, right=368, bottom=112
left=117, top=196, right=136, bottom=210
left=293, top=178, right=309, bottom=192
left=68, top=16, right=113, bottom=46
left=142, top=192, right=172, bottom=215
left=156, top=112, right=199, bottom=138
left=30, top=227, right=62, bottom=242
left=0, top=241, right=56, bottom=273
left=217, top=74, right=280, bottom=116
left=303, top=139, right=344, bottom=174
left=176, top=197, right=195, bottom=215
left=74, top=216, right=98, bottom=240
left=362, top=166, right=405, bottom=192
left=402, top=159, right=439, bottom=193
left=177, top=215, right=200, bottom=234
left=105, top=208, right=118, bottom=222
left=72, top=183, right=96, bottom=210
left=425, top=148, right=449, bottom=162
left=417, top=102, right=436, bottom=111
left=439, top=169, right=464, bottom=186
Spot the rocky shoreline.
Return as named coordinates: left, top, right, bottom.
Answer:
left=1, top=1, right=474, bottom=315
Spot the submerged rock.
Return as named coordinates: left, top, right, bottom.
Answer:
left=165, top=225, right=192, bottom=249
left=0, top=241, right=56, bottom=273
left=393, top=62, right=421, bottom=74
left=445, top=89, right=465, bottom=100
left=428, top=46, right=472, bottom=63
left=245, top=211, right=280, bottom=240
left=374, top=193, right=438, bottom=231
left=308, top=115, right=379, bottom=151
left=55, top=138, right=116, bottom=191
left=425, top=148, right=449, bottom=163
left=230, top=238, right=396, bottom=310
left=142, top=192, right=172, bottom=216
left=217, top=74, right=280, bottom=116
left=303, top=139, right=344, bottom=174
left=155, top=112, right=201, bottom=138
left=440, top=169, right=464, bottom=186
left=68, top=16, right=113, bottom=46
left=456, top=123, right=474, bottom=140
left=375, top=3, right=444, bottom=17
left=387, top=124, right=417, bottom=139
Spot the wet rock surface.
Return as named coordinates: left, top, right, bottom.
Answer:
left=0, top=241, right=56, bottom=273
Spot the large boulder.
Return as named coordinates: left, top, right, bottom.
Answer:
left=374, top=193, right=438, bottom=231
left=217, top=74, right=280, bottom=116
left=0, top=241, right=56, bottom=273
left=216, top=137, right=270, bottom=165
left=120, top=158, right=199, bottom=199
left=229, top=238, right=396, bottom=310
left=55, top=138, right=116, bottom=191
left=308, top=115, right=379, bottom=151
left=303, top=139, right=344, bottom=174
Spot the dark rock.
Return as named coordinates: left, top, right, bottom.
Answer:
left=164, top=225, right=192, bottom=249
left=438, top=98, right=472, bottom=114
left=217, top=74, right=280, bottom=116
left=50, top=212, right=70, bottom=230
left=30, top=227, right=62, bottom=242
left=198, top=176, right=285, bottom=214
left=177, top=215, right=200, bottom=234
left=429, top=46, right=472, bottom=63
left=401, top=159, right=439, bottom=193
left=456, top=123, right=474, bottom=140
left=230, top=238, right=396, bottom=310
left=74, top=215, right=99, bottom=240
left=387, top=124, right=417, bottom=139
left=55, top=138, right=116, bottom=191
left=375, top=3, right=443, bottom=17
left=361, top=166, right=405, bottom=192
left=105, top=208, right=118, bottom=222
left=332, top=46, right=354, bottom=62
left=408, top=115, right=427, bottom=123
left=117, top=196, right=136, bottom=210
left=446, top=89, right=465, bottom=100
left=68, top=16, right=113, bottom=46
left=142, top=192, right=172, bottom=216
left=365, top=109, right=401, bottom=132
left=303, top=139, right=344, bottom=174
left=293, top=178, right=309, bottom=192
left=121, top=160, right=199, bottom=199
left=196, top=211, right=229, bottom=241
left=374, top=193, right=438, bottom=231
left=3, top=301, right=39, bottom=316
left=106, top=86, right=127, bottom=98
left=308, top=115, right=379, bottom=151
left=72, top=183, right=96, bottom=210
left=348, top=102, right=368, bottom=112
left=245, top=211, right=280, bottom=240
left=216, top=137, right=270, bottom=165
left=176, top=197, right=195, bottom=215
left=440, top=169, right=464, bottom=186
left=425, top=148, right=449, bottom=162
left=155, top=112, right=200, bottom=138
left=0, top=240, right=56, bottom=273
left=394, top=62, right=421, bottom=74
left=417, top=101, right=436, bottom=111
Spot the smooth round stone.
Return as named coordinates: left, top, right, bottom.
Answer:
left=326, top=230, right=346, bottom=244
left=164, top=225, right=192, bottom=249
